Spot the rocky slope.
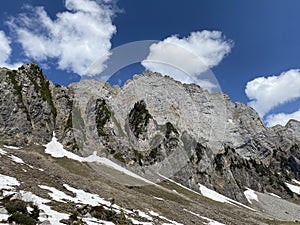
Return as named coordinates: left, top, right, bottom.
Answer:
left=0, top=63, right=300, bottom=224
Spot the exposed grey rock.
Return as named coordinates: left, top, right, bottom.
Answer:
left=0, top=63, right=299, bottom=206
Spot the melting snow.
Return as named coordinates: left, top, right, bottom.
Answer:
left=64, top=184, right=112, bottom=207
left=0, top=213, right=9, bottom=222
left=135, top=210, right=153, bottom=221
left=44, top=134, right=83, bottom=161
left=83, top=217, right=115, bottom=225
left=39, top=184, right=112, bottom=208
left=285, top=182, right=300, bottom=195
left=158, top=174, right=202, bottom=197
left=3, top=145, right=20, bottom=150
left=292, top=179, right=300, bottom=185
left=130, top=217, right=153, bottom=225
left=183, top=209, right=225, bottom=225
left=202, top=216, right=226, bottom=225
left=244, top=188, right=258, bottom=204
left=267, top=192, right=281, bottom=198
left=149, top=210, right=183, bottom=225
left=0, top=174, right=20, bottom=190
left=0, top=148, right=35, bottom=169
left=0, top=149, right=7, bottom=155
left=39, top=185, right=74, bottom=203
left=9, top=155, right=24, bottom=164
left=153, top=196, right=164, bottom=201
left=199, top=184, right=254, bottom=211
left=18, top=191, right=69, bottom=224
left=44, top=133, right=153, bottom=184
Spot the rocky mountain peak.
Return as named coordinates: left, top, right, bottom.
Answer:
left=0, top=64, right=300, bottom=224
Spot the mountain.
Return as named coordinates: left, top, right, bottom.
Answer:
left=0, top=63, right=299, bottom=225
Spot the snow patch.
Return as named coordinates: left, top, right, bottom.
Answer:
left=0, top=149, right=7, bottom=155
left=0, top=207, right=9, bottom=222
left=39, top=185, right=73, bottom=203
left=44, top=134, right=83, bottom=161
left=228, top=119, right=234, bottom=125
left=3, top=145, right=20, bottom=150
left=158, top=174, right=202, bottom=197
left=44, top=133, right=153, bottom=184
left=202, top=216, right=226, bottom=225
left=199, top=184, right=232, bottom=204
left=285, top=182, right=300, bottom=195
left=39, top=184, right=112, bottom=208
left=83, top=217, right=115, bottom=225
left=0, top=148, right=36, bottom=169
left=64, top=184, right=112, bottom=207
left=292, top=179, right=300, bottom=186
left=16, top=191, right=69, bottom=224
left=199, top=184, right=254, bottom=211
left=267, top=192, right=281, bottom=198
left=0, top=174, right=20, bottom=190
left=135, top=210, right=153, bottom=221
left=149, top=210, right=183, bottom=225
left=130, top=217, right=153, bottom=225
left=244, top=188, right=258, bottom=204
left=183, top=209, right=225, bottom=225
left=9, top=155, right=24, bottom=164
left=153, top=196, right=164, bottom=201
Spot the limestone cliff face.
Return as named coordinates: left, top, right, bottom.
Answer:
left=0, top=63, right=74, bottom=149
left=1, top=63, right=299, bottom=204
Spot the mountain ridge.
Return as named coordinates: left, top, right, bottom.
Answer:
left=0, top=63, right=300, bottom=224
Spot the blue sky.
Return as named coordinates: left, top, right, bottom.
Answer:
left=0, top=0, right=300, bottom=126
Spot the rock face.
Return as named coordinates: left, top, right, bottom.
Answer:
left=0, top=63, right=74, bottom=149
left=1, top=63, right=300, bottom=205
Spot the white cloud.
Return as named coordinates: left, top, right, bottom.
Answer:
left=141, top=30, right=233, bottom=91
left=0, top=30, right=22, bottom=69
left=7, top=0, right=116, bottom=75
left=266, top=109, right=300, bottom=126
left=245, top=69, right=300, bottom=117
left=0, top=31, right=11, bottom=64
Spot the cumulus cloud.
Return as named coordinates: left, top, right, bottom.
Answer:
left=141, top=30, right=233, bottom=91
left=0, top=31, right=11, bottom=63
left=0, top=30, right=21, bottom=69
left=7, top=0, right=116, bottom=75
left=265, top=109, right=300, bottom=127
left=245, top=69, right=300, bottom=117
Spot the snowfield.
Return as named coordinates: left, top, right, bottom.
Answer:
left=244, top=188, right=258, bottom=204
left=285, top=182, right=300, bottom=195
left=0, top=174, right=20, bottom=190
left=292, top=179, right=300, bottom=185
left=44, top=133, right=153, bottom=184
left=3, top=145, right=20, bottom=150
left=198, top=184, right=254, bottom=211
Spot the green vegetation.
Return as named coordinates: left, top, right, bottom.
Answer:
left=165, top=122, right=178, bottom=138
left=214, top=153, right=224, bottom=171
left=5, top=200, right=27, bottom=214
left=95, top=99, right=111, bottom=137
left=8, top=213, right=36, bottom=225
left=118, top=204, right=126, bottom=225
left=194, top=143, right=205, bottom=164
left=27, top=64, right=57, bottom=117
left=5, top=199, right=39, bottom=225
left=29, top=205, right=40, bottom=221
left=149, top=147, right=158, bottom=159
left=114, top=152, right=125, bottom=163
left=92, top=205, right=115, bottom=221
left=6, top=71, right=31, bottom=121
left=133, top=149, right=143, bottom=166
left=65, top=113, right=73, bottom=131
left=128, top=100, right=152, bottom=138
